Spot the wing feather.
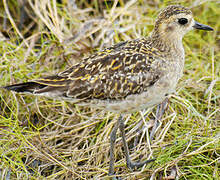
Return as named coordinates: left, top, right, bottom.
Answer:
left=4, top=38, right=165, bottom=102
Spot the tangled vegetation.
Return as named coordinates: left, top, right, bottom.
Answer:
left=0, top=0, right=219, bottom=179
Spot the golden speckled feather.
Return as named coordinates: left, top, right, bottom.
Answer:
left=3, top=5, right=213, bottom=113
left=2, top=4, right=214, bottom=174
left=32, top=38, right=165, bottom=101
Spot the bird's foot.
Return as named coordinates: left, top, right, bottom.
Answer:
left=127, top=158, right=156, bottom=170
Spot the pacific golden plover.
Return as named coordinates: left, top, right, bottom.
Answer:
left=3, top=5, right=213, bottom=175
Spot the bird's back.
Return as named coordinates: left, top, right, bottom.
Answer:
left=4, top=37, right=176, bottom=112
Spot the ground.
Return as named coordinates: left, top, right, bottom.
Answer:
left=0, top=0, right=219, bottom=179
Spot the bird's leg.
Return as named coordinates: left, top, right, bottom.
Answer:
left=118, top=115, right=155, bottom=170
left=109, top=116, right=121, bottom=175
left=150, top=97, right=169, bottom=140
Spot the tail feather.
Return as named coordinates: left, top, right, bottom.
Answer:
left=3, top=82, right=47, bottom=93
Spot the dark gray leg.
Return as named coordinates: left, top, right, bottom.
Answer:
left=150, top=98, right=169, bottom=140
left=118, top=116, right=155, bottom=170
left=109, top=116, right=121, bottom=175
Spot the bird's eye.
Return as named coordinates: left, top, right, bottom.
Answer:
left=178, top=18, right=188, bottom=25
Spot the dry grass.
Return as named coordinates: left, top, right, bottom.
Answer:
left=0, top=0, right=219, bottom=179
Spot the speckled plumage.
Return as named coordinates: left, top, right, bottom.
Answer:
left=3, top=5, right=214, bottom=174
left=3, top=5, right=213, bottom=113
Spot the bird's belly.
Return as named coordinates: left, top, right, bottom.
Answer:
left=107, top=91, right=166, bottom=113
left=83, top=73, right=179, bottom=113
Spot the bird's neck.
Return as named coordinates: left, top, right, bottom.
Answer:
left=150, top=30, right=184, bottom=59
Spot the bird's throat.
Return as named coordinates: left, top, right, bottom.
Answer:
left=151, top=30, right=184, bottom=58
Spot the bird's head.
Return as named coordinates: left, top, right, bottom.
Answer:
left=153, top=5, right=213, bottom=40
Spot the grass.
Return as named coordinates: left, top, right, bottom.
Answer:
left=0, top=0, right=219, bottom=179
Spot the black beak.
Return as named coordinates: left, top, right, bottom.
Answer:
left=193, top=21, right=214, bottom=31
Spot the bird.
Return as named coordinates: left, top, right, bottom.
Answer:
left=2, top=5, right=213, bottom=176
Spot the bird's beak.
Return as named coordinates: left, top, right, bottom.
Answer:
left=193, top=21, right=214, bottom=31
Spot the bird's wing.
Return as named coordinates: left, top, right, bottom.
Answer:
left=4, top=38, right=166, bottom=101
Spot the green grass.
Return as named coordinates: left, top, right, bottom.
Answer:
left=0, top=0, right=219, bottom=179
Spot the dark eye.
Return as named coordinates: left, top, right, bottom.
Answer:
left=178, top=18, right=188, bottom=25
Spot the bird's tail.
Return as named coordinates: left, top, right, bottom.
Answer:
left=2, top=82, right=47, bottom=93
left=2, top=75, right=70, bottom=96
